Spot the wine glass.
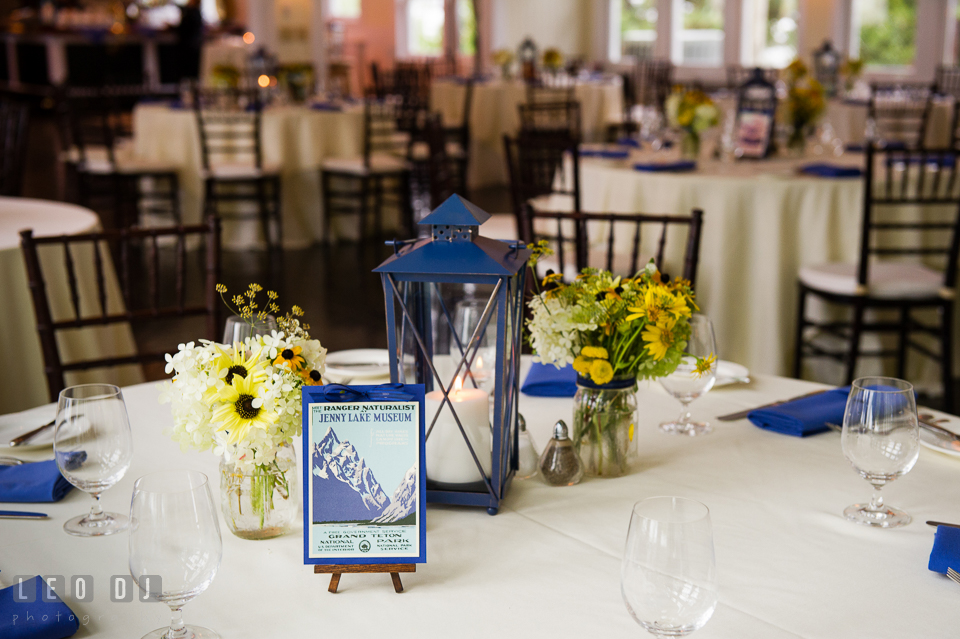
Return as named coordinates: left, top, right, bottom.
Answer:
left=55, top=384, right=133, bottom=536
left=222, top=314, right=278, bottom=346
left=659, top=314, right=717, bottom=436
left=841, top=377, right=920, bottom=528
left=621, top=497, right=718, bottom=637
left=130, top=470, right=222, bottom=639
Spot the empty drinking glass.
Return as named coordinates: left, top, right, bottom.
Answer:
left=222, top=314, right=278, bottom=346
left=841, top=377, right=920, bottom=528
left=55, top=384, right=133, bottom=536
left=130, top=470, right=223, bottom=639
left=622, top=497, right=718, bottom=637
left=659, top=314, right=717, bottom=436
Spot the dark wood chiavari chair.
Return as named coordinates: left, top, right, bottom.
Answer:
left=632, top=59, right=672, bottom=112
left=410, top=112, right=457, bottom=218
left=321, top=96, right=413, bottom=242
left=518, top=101, right=582, bottom=141
left=61, top=87, right=181, bottom=230
left=794, top=143, right=960, bottom=410
left=935, top=66, right=960, bottom=99
left=868, top=83, right=934, bottom=150
left=0, top=93, right=29, bottom=196
left=193, top=85, right=282, bottom=252
left=503, top=132, right=581, bottom=226
left=526, top=75, right=576, bottom=105
left=20, top=217, right=221, bottom=402
left=519, top=204, right=703, bottom=285
left=727, top=66, right=779, bottom=90
left=442, top=78, right=473, bottom=198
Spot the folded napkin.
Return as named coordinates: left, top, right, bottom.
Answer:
left=800, top=164, right=863, bottom=178
left=616, top=137, right=641, bottom=148
left=521, top=362, right=578, bottom=397
left=633, top=160, right=696, bottom=173
left=845, top=143, right=864, bottom=153
left=748, top=387, right=850, bottom=437
left=311, top=102, right=343, bottom=112
left=0, top=576, right=79, bottom=639
left=929, top=525, right=960, bottom=574
left=0, top=458, right=79, bottom=503
left=580, top=147, right=630, bottom=159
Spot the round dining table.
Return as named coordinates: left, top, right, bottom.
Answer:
left=1, top=357, right=958, bottom=637
left=0, top=197, right=142, bottom=414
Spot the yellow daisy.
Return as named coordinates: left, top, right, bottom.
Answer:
left=589, top=359, right=614, bottom=385
left=301, top=369, right=324, bottom=386
left=625, top=286, right=671, bottom=323
left=211, top=375, right=278, bottom=445
left=273, top=345, right=305, bottom=371
left=642, top=322, right=677, bottom=361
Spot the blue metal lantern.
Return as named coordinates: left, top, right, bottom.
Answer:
left=374, top=195, right=531, bottom=515
left=814, top=40, right=841, bottom=97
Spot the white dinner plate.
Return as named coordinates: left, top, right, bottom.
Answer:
left=324, top=349, right=393, bottom=383
left=713, top=360, right=751, bottom=387
left=0, top=404, right=90, bottom=451
left=919, top=416, right=960, bottom=458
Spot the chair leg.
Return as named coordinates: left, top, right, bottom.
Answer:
left=321, top=171, right=333, bottom=244
left=793, top=284, right=808, bottom=379
left=256, top=178, right=271, bottom=251
left=941, top=302, right=955, bottom=413
left=845, top=301, right=866, bottom=385
left=400, top=171, right=413, bottom=237
left=896, top=305, right=909, bottom=380
left=204, top=179, right=216, bottom=220
left=358, top=176, right=370, bottom=242
left=271, top=176, right=282, bottom=250
left=170, top=173, right=182, bottom=225
left=372, top=176, right=384, bottom=242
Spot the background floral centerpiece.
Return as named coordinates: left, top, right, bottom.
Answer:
left=784, top=59, right=826, bottom=152
left=665, top=88, right=719, bottom=159
left=841, top=57, right=864, bottom=93
left=160, top=283, right=327, bottom=539
left=492, top=48, right=515, bottom=78
left=527, top=253, right=709, bottom=477
left=541, top=47, right=564, bottom=73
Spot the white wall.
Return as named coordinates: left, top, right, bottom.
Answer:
left=490, top=0, right=591, bottom=57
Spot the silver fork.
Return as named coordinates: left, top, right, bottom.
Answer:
left=947, top=567, right=960, bottom=585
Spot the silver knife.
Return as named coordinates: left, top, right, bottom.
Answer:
left=0, top=510, right=48, bottom=519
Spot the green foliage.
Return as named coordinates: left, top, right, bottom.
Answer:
left=622, top=0, right=657, bottom=31
left=859, top=0, right=916, bottom=67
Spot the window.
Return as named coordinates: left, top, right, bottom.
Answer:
left=621, top=0, right=658, bottom=60
left=457, top=0, right=476, bottom=55
left=753, top=0, right=798, bottom=68
left=329, top=0, right=361, bottom=19
left=407, top=0, right=445, bottom=56
left=678, top=0, right=724, bottom=67
left=852, top=0, right=917, bottom=68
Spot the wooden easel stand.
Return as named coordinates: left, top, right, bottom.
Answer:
left=314, top=563, right=416, bottom=593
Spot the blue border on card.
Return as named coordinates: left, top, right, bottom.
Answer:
left=301, top=384, right=426, bottom=565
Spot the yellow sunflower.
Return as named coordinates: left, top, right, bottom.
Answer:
left=211, top=375, right=278, bottom=445
left=205, top=344, right=266, bottom=401
left=273, top=345, right=305, bottom=371
left=301, top=369, right=324, bottom=386
left=642, top=321, right=677, bottom=361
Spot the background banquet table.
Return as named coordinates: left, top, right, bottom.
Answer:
left=574, top=149, right=955, bottom=389
left=0, top=197, right=142, bottom=414
left=430, top=77, right=623, bottom=189
left=132, top=103, right=366, bottom=247
left=2, top=359, right=959, bottom=638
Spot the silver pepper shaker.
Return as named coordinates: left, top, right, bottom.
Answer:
left=538, top=420, right=584, bottom=486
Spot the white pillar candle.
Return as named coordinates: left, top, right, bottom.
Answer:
left=425, top=377, right=491, bottom=484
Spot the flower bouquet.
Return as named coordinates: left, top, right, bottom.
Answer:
left=542, top=48, right=564, bottom=73
left=784, top=59, right=826, bottom=152
left=665, top=88, right=719, bottom=159
left=160, top=284, right=327, bottom=539
left=527, top=253, right=709, bottom=477
left=492, top=48, right=515, bottom=79
left=841, top=57, right=864, bottom=94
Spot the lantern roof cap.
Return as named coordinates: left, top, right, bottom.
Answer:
left=419, top=195, right=491, bottom=227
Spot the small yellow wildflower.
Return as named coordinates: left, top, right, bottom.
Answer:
left=215, top=283, right=227, bottom=293
left=695, top=354, right=717, bottom=378
left=573, top=355, right=591, bottom=376
left=581, top=346, right=608, bottom=359
left=589, top=359, right=614, bottom=385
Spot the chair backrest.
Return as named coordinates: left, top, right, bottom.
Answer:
left=192, top=86, right=265, bottom=171
left=363, top=96, right=408, bottom=168
left=519, top=205, right=704, bottom=285
left=859, top=143, right=960, bottom=290
left=526, top=81, right=576, bottom=105
left=421, top=113, right=456, bottom=210
left=518, top=101, right=582, bottom=140
left=935, top=66, right=960, bottom=100
left=0, top=94, right=29, bottom=196
left=20, top=218, right=222, bottom=401
left=868, top=83, right=933, bottom=149
left=728, top=66, right=778, bottom=90
left=446, top=78, right=474, bottom=151
left=61, top=89, right=127, bottom=169
left=632, top=58, right=672, bottom=111
left=504, top=132, right=581, bottom=219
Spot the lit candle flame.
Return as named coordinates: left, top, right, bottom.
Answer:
left=476, top=355, right=484, bottom=370
left=454, top=375, right=463, bottom=393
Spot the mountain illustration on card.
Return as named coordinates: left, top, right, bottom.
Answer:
left=312, top=427, right=391, bottom=524
left=372, top=465, right=418, bottom=524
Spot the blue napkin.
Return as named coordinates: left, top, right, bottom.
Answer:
left=616, top=137, right=641, bottom=148
left=0, top=576, right=79, bottom=639
left=845, top=143, right=864, bottom=153
left=0, top=459, right=78, bottom=503
left=580, top=147, right=630, bottom=159
left=311, top=102, right=343, bottom=112
left=929, top=525, right=960, bottom=574
left=800, top=164, right=863, bottom=178
left=521, top=362, right=578, bottom=397
left=633, top=160, right=696, bottom=173
left=748, top=387, right=850, bottom=437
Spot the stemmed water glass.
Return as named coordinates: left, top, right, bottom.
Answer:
left=659, top=314, right=717, bottom=436
left=130, top=469, right=223, bottom=639
left=222, top=314, right=278, bottom=345
left=841, top=377, right=920, bottom=528
left=55, top=384, right=133, bottom=536
left=621, top=497, right=718, bottom=637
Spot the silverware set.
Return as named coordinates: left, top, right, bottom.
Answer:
left=7, top=418, right=56, bottom=447
left=947, top=567, right=960, bottom=585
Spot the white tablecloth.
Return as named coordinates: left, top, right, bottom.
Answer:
left=431, top=78, right=624, bottom=189
left=0, top=197, right=143, bottom=413
left=133, top=104, right=367, bottom=248
left=2, top=360, right=959, bottom=637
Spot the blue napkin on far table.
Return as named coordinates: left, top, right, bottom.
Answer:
left=929, top=525, right=960, bottom=574
left=580, top=147, right=631, bottom=159
left=0, top=459, right=76, bottom=503
left=0, top=576, right=79, bottom=639
left=616, top=137, right=641, bottom=148
left=521, top=362, right=578, bottom=397
left=748, top=387, right=850, bottom=437
left=311, top=102, right=343, bottom=112
left=800, top=163, right=863, bottom=178
left=633, top=160, right=696, bottom=173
